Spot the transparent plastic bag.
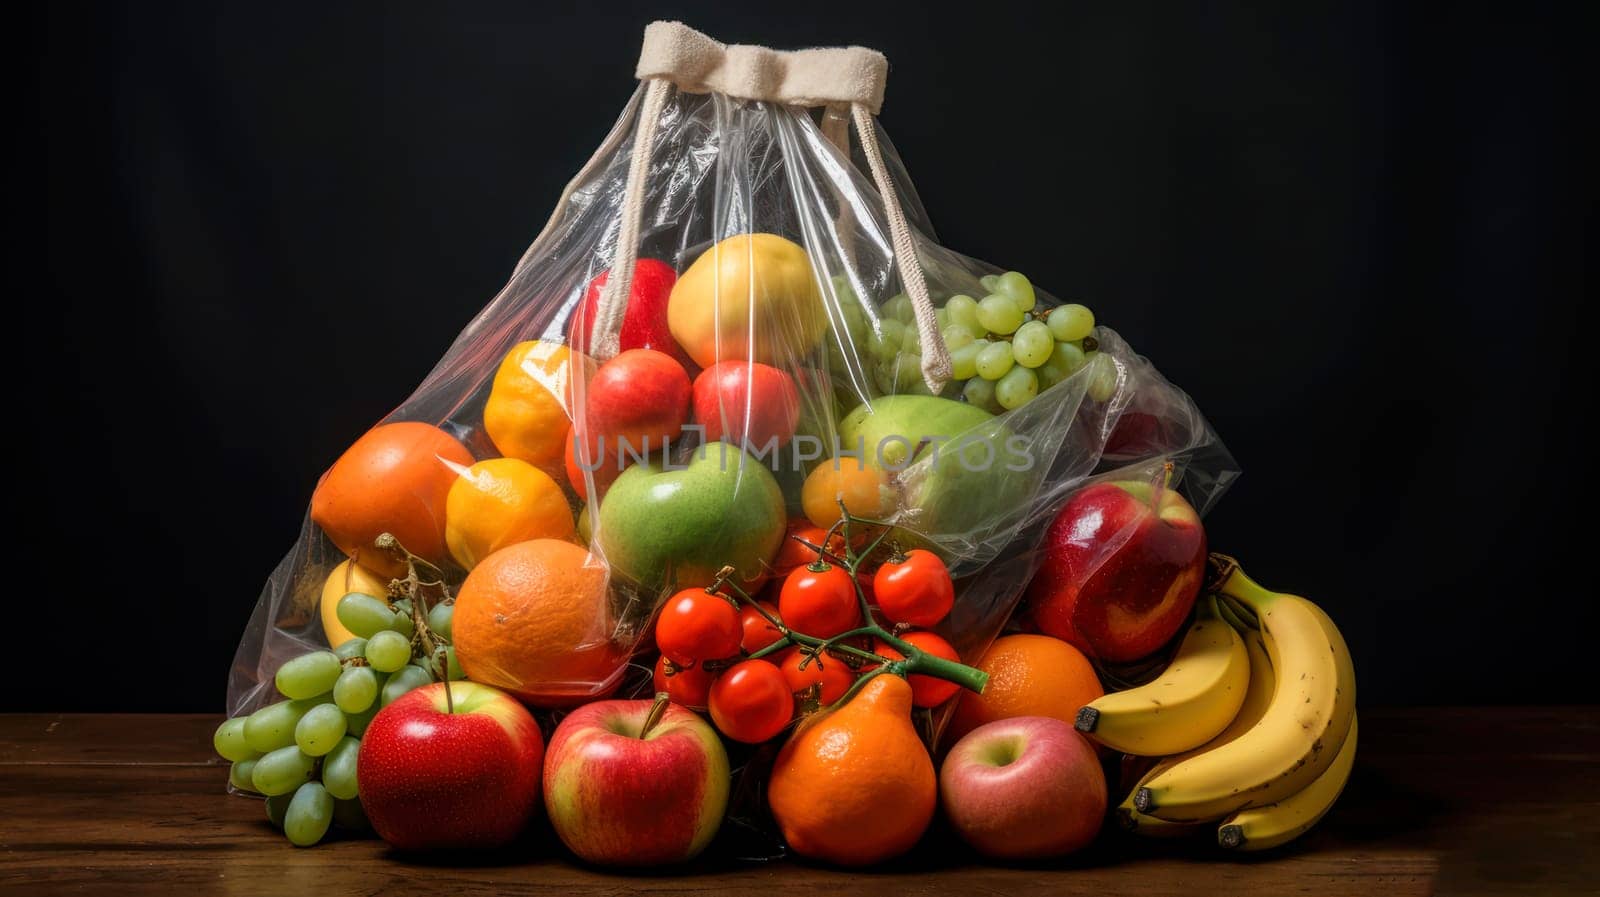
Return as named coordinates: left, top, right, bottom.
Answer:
left=226, top=19, right=1236, bottom=813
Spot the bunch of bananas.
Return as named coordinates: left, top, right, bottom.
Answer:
left=1074, top=554, right=1358, bottom=852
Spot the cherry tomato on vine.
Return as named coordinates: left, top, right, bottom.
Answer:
left=873, top=631, right=962, bottom=708
left=740, top=601, right=785, bottom=654
left=773, top=521, right=846, bottom=575
left=655, top=588, right=742, bottom=666
left=652, top=654, right=717, bottom=710
left=872, top=549, right=955, bottom=627
left=708, top=659, right=793, bottom=743
left=778, top=647, right=857, bottom=705
left=778, top=563, right=861, bottom=638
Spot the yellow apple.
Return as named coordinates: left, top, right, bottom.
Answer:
left=667, top=233, right=827, bottom=368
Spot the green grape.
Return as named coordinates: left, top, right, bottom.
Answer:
left=1036, top=361, right=1067, bottom=391
left=948, top=342, right=983, bottom=380
left=229, top=759, right=258, bottom=792
left=1047, top=303, right=1096, bottom=342
left=976, top=294, right=1024, bottom=335
left=284, top=782, right=334, bottom=847
left=251, top=745, right=316, bottom=796
left=266, top=792, right=293, bottom=829
left=294, top=703, right=347, bottom=757
left=336, top=593, right=394, bottom=640
left=332, top=798, right=370, bottom=833
left=941, top=323, right=976, bottom=350
left=276, top=651, right=342, bottom=700
left=382, top=665, right=434, bottom=707
left=975, top=342, right=1016, bottom=380
left=443, top=646, right=465, bottom=681
left=868, top=318, right=906, bottom=360
left=996, top=271, right=1037, bottom=312
left=945, top=295, right=981, bottom=332
left=426, top=603, right=453, bottom=642
left=364, top=630, right=411, bottom=673
left=829, top=273, right=860, bottom=308
left=333, top=666, right=379, bottom=714
left=935, top=307, right=949, bottom=329
left=392, top=598, right=414, bottom=618
left=1011, top=321, right=1053, bottom=368
left=963, top=377, right=1000, bottom=413
left=344, top=703, right=379, bottom=738
left=390, top=609, right=415, bottom=639
left=333, top=638, right=368, bottom=662
left=243, top=697, right=324, bottom=754
left=837, top=302, right=869, bottom=347
left=1085, top=352, right=1120, bottom=402
left=1050, top=340, right=1087, bottom=374
left=978, top=274, right=1001, bottom=292
left=321, top=736, right=361, bottom=801
left=883, top=293, right=915, bottom=323
left=874, top=353, right=922, bottom=394
left=213, top=717, right=258, bottom=762
left=995, top=366, right=1039, bottom=410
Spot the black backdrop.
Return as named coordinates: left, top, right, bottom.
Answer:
left=24, top=2, right=1589, bottom=712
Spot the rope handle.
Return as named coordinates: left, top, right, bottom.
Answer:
left=590, top=22, right=951, bottom=393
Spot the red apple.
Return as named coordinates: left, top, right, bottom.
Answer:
left=582, top=348, right=691, bottom=480
left=564, top=423, right=624, bottom=503
left=692, top=361, right=801, bottom=451
left=568, top=259, right=694, bottom=370
left=543, top=695, right=729, bottom=866
left=1025, top=477, right=1206, bottom=662
left=939, top=716, right=1106, bottom=859
left=357, top=681, right=544, bottom=850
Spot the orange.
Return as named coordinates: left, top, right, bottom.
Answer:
left=768, top=674, right=935, bottom=866
left=310, top=421, right=475, bottom=577
left=482, top=340, right=581, bottom=477
left=318, top=559, right=392, bottom=648
left=800, top=459, right=896, bottom=529
left=947, top=634, right=1104, bottom=743
left=444, top=458, right=575, bottom=570
left=452, top=539, right=625, bottom=707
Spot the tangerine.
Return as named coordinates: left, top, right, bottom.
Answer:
left=800, top=460, right=896, bottom=529
left=483, top=340, right=580, bottom=477
left=444, top=458, right=574, bottom=570
left=946, top=634, right=1104, bottom=743
left=452, top=539, right=625, bottom=707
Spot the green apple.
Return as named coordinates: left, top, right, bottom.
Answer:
left=837, top=395, right=1038, bottom=558
left=597, top=443, right=786, bottom=593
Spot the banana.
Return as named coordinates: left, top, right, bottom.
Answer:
left=1116, top=626, right=1277, bottom=836
left=1217, top=712, right=1359, bottom=851
left=1135, top=556, right=1356, bottom=822
left=1076, top=596, right=1250, bottom=756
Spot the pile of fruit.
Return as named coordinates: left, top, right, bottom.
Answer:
left=217, top=231, right=1355, bottom=864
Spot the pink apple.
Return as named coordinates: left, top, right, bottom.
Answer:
left=568, top=259, right=695, bottom=370
left=543, top=696, right=729, bottom=866
left=1025, top=477, right=1207, bottom=662
left=357, top=681, right=544, bottom=850
left=939, top=716, right=1107, bottom=859
left=581, top=347, right=691, bottom=479
left=692, top=361, right=801, bottom=451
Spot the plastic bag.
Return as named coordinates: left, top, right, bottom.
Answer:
left=227, top=19, right=1235, bottom=791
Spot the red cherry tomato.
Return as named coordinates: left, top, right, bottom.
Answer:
left=655, top=588, right=742, bottom=665
left=872, top=549, right=956, bottom=627
left=778, top=648, right=857, bottom=705
left=772, top=521, right=846, bottom=576
left=778, top=563, right=861, bottom=638
left=708, top=659, right=793, bottom=743
left=652, top=655, right=717, bottom=710
left=740, top=601, right=785, bottom=654
left=873, top=632, right=962, bottom=708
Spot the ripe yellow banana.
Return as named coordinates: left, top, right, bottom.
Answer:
left=1116, top=626, right=1277, bottom=836
left=1217, top=712, right=1359, bottom=851
left=1135, top=556, right=1356, bottom=822
left=1076, top=596, right=1250, bottom=756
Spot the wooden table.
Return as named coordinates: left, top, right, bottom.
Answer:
left=1, top=708, right=1594, bottom=895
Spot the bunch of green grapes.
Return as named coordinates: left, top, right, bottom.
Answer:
left=941, top=272, right=1118, bottom=411
left=211, top=592, right=462, bottom=847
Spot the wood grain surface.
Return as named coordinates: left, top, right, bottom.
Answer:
left=2, top=708, right=1595, bottom=895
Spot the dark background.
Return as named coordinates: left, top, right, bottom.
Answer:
left=23, top=2, right=1588, bottom=711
